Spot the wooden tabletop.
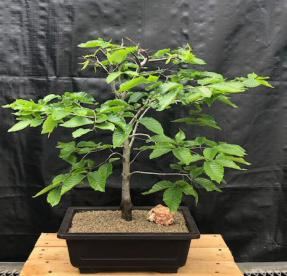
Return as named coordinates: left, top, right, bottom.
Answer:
left=20, top=233, right=243, bottom=275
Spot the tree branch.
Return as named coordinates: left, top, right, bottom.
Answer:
left=95, top=152, right=122, bottom=168
left=129, top=133, right=151, bottom=139
left=129, top=105, right=146, bottom=126
left=130, top=150, right=145, bottom=164
left=130, top=171, right=189, bottom=177
left=129, top=106, right=150, bottom=147
left=148, top=58, right=169, bottom=62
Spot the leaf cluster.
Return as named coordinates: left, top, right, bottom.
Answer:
left=4, top=37, right=272, bottom=210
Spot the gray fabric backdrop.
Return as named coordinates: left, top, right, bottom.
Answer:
left=0, top=0, right=286, bottom=261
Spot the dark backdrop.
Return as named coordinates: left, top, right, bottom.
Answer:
left=0, top=0, right=286, bottom=262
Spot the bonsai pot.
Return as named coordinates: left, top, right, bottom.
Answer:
left=57, top=206, right=200, bottom=273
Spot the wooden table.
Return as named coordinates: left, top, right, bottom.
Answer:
left=20, top=233, right=243, bottom=276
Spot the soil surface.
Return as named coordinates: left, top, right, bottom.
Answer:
left=69, top=210, right=188, bottom=233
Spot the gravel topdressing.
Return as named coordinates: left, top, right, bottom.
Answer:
left=69, top=210, right=189, bottom=233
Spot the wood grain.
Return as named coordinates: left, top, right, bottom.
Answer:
left=21, top=233, right=243, bottom=276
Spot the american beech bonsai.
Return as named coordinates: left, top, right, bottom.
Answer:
left=4, top=38, right=272, bottom=221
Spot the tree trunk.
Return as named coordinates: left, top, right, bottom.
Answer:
left=120, top=139, right=133, bottom=221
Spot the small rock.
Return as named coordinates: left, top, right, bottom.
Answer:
left=147, top=204, right=175, bottom=226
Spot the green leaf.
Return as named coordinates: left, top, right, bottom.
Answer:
left=256, top=78, right=273, bottom=88
left=51, top=109, right=69, bottom=120
left=72, top=128, right=92, bottom=138
left=95, top=122, right=115, bottom=131
left=99, top=105, right=125, bottom=114
left=112, top=125, right=132, bottom=148
left=146, top=75, right=159, bottom=82
left=149, top=147, right=171, bottom=159
left=104, top=99, right=130, bottom=107
left=203, top=161, right=224, bottom=184
left=61, top=174, right=85, bottom=195
left=160, top=82, right=182, bottom=93
left=142, top=180, right=173, bottom=195
left=139, top=117, right=164, bottom=135
left=81, top=60, right=90, bottom=70
left=124, top=111, right=134, bottom=117
left=112, top=128, right=125, bottom=148
left=216, top=95, right=238, bottom=108
left=194, top=177, right=221, bottom=192
left=124, top=70, right=139, bottom=77
left=61, top=116, right=93, bottom=128
left=42, top=116, right=57, bottom=134
left=107, top=115, right=127, bottom=130
left=95, top=114, right=108, bottom=123
left=163, top=186, right=183, bottom=212
left=190, top=167, right=204, bottom=178
left=78, top=38, right=114, bottom=48
left=63, top=92, right=95, bottom=104
left=33, top=174, right=67, bottom=198
left=107, top=47, right=137, bottom=64
left=153, top=48, right=170, bottom=58
left=194, top=136, right=218, bottom=147
left=177, top=47, right=206, bottom=65
left=243, top=77, right=261, bottom=88
left=99, top=162, right=113, bottom=178
left=197, top=86, right=212, bottom=98
left=189, top=154, right=205, bottom=163
left=108, top=157, right=120, bottom=163
left=87, top=171, right=104, bottom=192
left=119, top=77, right=146, bottom=92
left=184, top=91, right=202, bottom=103
left=8, top=120, right=30, bottom=132
left=215, top=155, right=242, bottom=169
left=195, top=71, right=224, bottom=84
left=73, top=108, right=90, bottom=117
left=175, top=130, right=185, bottom=142
left=172, top=147, right=193, bottom=165
left=57, top=141, right=76, bottom=160
left=43, top=94, right=60, bottom=103
left=77, top=141, right=97, bottom=148
left=197, top=114, right=221, bottom=129
left=47, top=187, right=62, bottom=207
left=203, top=148, right=218, bottom=160
left=174, top=114, right=220, bottom=130
left=87, top=163, right=112, bottom=192
left=119, top=75, right=158, bottom=92
left=106, top=71, right=122, bottom=84
left=224, top=156, right=250, bottom=165
left=176, top=180, right=198, bottom=203
left=148, top=134, right=175, bottom=144
left=209, top=82, right=245, bottom=93
left=157, top=90, right=178, bottom=111
left=128, top=92, right=145, bottom=103
left=30, top=118, right=44, bottom=127
left=216, top=143, right=246, bottom=157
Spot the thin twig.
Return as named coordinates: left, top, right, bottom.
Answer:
left=130, top=150, right=145, bottom=164
left=111, top=81, right=118, bottom=96
left=95, top=152, right=123, bottom=168
left=124, top=36, right=140, bottom=46
left=132, top=137, right=146, bottom=141
left=130, top=171, right=189, bottom=177
left=129, top=106, right=146, bottom=126
left=129, top=107, right=150, bottom=147
left=139, top=49, right=149, bottom=67
left=95, top=56, right=109, bottom=73
left=148, top=58, right=168, bottom=62
left=129, top=133, right=151, bottom=139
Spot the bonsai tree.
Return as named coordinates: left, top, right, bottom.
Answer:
left=4, top=38, right=272, bottom=221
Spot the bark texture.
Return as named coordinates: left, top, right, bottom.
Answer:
left=120, top=140, right=133, bottom=221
